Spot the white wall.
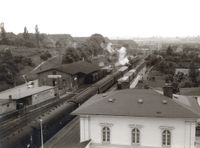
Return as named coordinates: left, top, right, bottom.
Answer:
left=31, top=88, right=55, bottom=105
left=0, top=101, right=16, bottom=114
left=80, top=115, right=196, bottom=148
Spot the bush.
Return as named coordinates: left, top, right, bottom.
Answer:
left=40, top=51, right=52, bottom=61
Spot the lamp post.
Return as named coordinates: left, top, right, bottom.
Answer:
left=40, top=119, right=44, bottom=148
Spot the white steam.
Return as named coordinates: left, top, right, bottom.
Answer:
left=104, top=42, right=129, bottom=66
left=106, top=42, right=115, bottom=54
left=116, top=47, right=129, bottom=65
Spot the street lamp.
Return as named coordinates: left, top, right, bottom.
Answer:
left=40, top=119, right=44, bottom=148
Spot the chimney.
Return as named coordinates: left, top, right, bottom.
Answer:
left=9, top=95, right=12, bottom=101
left=163, top=83, right=173, bottom=98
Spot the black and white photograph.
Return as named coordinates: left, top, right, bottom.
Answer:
left=1, top=0, right=200, bottom=147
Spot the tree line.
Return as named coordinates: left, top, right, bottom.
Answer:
left=0, top=49, right=34, bottom=86
left=0, top=23, right=42, bottom=48
left=62, top=34, right=106, bottom=64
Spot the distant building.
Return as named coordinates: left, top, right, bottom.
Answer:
left=0, top=80, right=55, bottom=113
left=73, top=89, right=200, bottom=148
left=175, top=68, right=189, bottom=75
left=175, top=67, right=200, bottom=76
left=36, top=61, right=100, bottom=92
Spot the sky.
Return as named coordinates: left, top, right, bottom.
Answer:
left=1, top=0, right=200, bottom=38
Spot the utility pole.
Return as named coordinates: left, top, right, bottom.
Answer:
left=40, top=119, right=44, bottom=148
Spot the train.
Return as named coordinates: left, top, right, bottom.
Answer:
left=0, top=66, right=128, bottom=148
left=117, top=61, right=146, bottom=89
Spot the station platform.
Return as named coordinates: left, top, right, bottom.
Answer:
left=44, top=117, right=88, bottom=148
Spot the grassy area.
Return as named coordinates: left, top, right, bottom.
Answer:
left=136, top=70, right=166, bottom=88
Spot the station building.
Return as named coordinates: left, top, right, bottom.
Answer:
left=0, top=80, right=55, bottom=114
left=36, top=61, right=100, bottom=92
left=73, top=89, right=200, bottom=148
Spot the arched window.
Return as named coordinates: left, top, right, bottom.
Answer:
left=132, top=128, right=140, bottom=144
left=102, top=127, right=110, bottom=143
left=162, top=130, right=171, bottom=146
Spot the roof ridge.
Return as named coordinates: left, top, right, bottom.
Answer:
left=171, top=95, right=200, bottom=117
left=152, top=89, right=200, bottom=118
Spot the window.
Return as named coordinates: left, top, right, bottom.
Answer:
left=52, top=71, right=57, bottom=75
left=102, top=127, right=110, bottom=143
left=162, top=130, right=171, bottom=146
left=132, top=128, right=140, bottom=144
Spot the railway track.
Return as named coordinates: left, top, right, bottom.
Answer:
left=0, top=67, right=131, bottom=147
left=0, top=93, right=75, bottom=138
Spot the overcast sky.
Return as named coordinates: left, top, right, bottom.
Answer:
left=1, top=0, right=200, bottom=38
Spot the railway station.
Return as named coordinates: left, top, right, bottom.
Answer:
left=1, top=1, right=200, bottom=147
left=36, top=61, right=102, bottom=92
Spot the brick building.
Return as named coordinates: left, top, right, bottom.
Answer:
left=36, top=61, right=100, bottom=92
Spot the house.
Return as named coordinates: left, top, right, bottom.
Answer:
left=175, top=68, right=189, bottom=75
left=0, top=80, right=55, bottom=112
left=36, top=61, right=100, bottom=92
left=73, top=89, right=200, bottom=148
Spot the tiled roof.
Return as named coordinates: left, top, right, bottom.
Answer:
left=72, top=89, right=200, bottom=118
left=33, top=56, right=62, bottom=74
left=36, top=61, right=99, bottom=75
left=0, top=80, right=54, bottom=100
left=57, top=61, right=99, bottom=75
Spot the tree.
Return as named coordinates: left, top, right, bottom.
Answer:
left=23, top=26, right=29, bottom=40
left=0, top=23, right=9, bottom=44
left=0, top=49, right=19, bottom=85
left=62, top=47, right=81, bottom=64
left=166, top=46, right=173, bottom=56
left=35, top=25, right=40, bottom=47
left=189, top=61, right=199, bottom=83
left=40, top=51, right=52, bottom=61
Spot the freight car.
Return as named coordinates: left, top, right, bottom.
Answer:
left=31, top=101, right=77, bottom=148
left=0, top=68, right=127, bottom=148
left=117, top=66, right=129, bottom=76
left=117, top=68, right=136, bottom=89
left=0, top=101, right=77, bottom=148
left=69, top=86, right=98, bottom=105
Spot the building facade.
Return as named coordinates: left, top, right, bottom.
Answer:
left=0, top=80, right=55, bottom=112
left=38, top=69, right=74, bottom=90
left=73, top=89, right=200, bottom=148
left=36, top=61, right=100, bottom=92
left=80, top=115, right=196, bottom=148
